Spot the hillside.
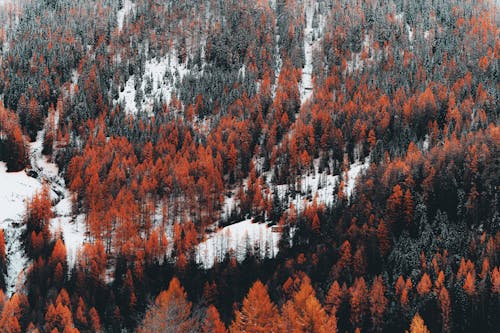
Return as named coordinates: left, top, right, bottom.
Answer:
left=0, top=0, right=498, bottom=332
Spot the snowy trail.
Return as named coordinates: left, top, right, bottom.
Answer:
left=300, top=0, right=324, bottom=104
left=300, top=0, right=314, bottom=103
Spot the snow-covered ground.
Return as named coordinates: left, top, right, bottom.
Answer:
left=0, top=162, right=40, bottom=296
left=30, top=129, right=86, bottom=268
left=0, top=127, right=85, bottom=295
left=300, top=0, right=325, bottom=104
left=0, top=163, right=42, bottom=223
left=2, top=219, right=26, bottom=297
left=200, top=156, right=370, bottom=269
left=345, top=157, right=370, bottom=199
left=117, top=0, right=135, bottom=31
left=51, top=215, right=86, bottom=268
left=274, top=156, right=370, bottom=211
left=117, top=53, right=188, bottom=115
left=196, top=219, right=280, bottom=269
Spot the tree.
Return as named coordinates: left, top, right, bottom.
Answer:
left=350, top=277, right=368, bottom=328
left=230, top=280, right=281, bottom=333
left=409, top=313, right=430, bottom=333
left=0, top=293, right=27, bottom=333
left=139, top=277, right=193, bottom=333
left=281, top=276, right=336, bottom=333
left=463, top=272, right=476, bottom=296
left=369, top=276, right=388, bottom=332
left=44, top=301, right=75, bottom=332
left=203, top=305, right=227, bottom=333
left=332, top=240, right=352, bottom=281
left=88, top=307, right=101, bottom=333
left=0, top=230, right=6, bottom=289
left=0, top=104, right=27, bottom=171
left=386, top=184, right=404, bottom=233
left=24, top=186, right=53, bottom=257
left=417, top=273, right=432, bottom=296
left=325, top=281, right=343, bottom=314
left=377, top=219, right=391, bottom=257
left=438, top=286, right=451, bottom=333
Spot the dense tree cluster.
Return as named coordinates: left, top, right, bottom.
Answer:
left=0, top=0, right=498, bottom=331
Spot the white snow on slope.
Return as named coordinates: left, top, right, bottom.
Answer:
left=300, top=0, right=326, bottom=104
left=345, top=157, right=370, bottom=199
left=300, top=1, right=315, bottom=103
left=196, top=219, right=280, bottom=269
left=51, top=215, right=86, bottom=268
left=30, top=130, right=86, bottom=268
left=117, top=0, right=135, bottom=31
left=197, top=157, right=369, bottom=269
left=117, top=54, right=188, bottom=115
left=1, top=126, right=86, bottom=295
left=0, top=162, right=40, bottom=297
left=0, top=162, right=42, bottom=223
left=271, top=157, right=371, bottom=213
left=2, top=220, right=27, bottom=297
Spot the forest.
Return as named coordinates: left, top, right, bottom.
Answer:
left=0, top=0, right=498, bottom=332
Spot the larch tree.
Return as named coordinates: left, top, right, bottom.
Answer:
left=349, top=277, right=368, bottom=328
left=369, top=276, right=388, bottom=332
left=230, top=280, right=281, bottom=333
left=203, top=305, right=227, bottom=333
left=139, top=277, right=193, bottom=333
left=325, top=280, right=343, bottom=314
left=281, top=276, right=336, bottom=333
left=438, top=286, right=451, bottom=333
left=408, top=313, right=430, bottom=333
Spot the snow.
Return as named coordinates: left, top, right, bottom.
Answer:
left=117, top=53, right=188, bottom=115
left=1, top=125, right=86, bottom=295
left=221, top=194, right=237, bottom=221
left=300, top=0, right=324, bottom=104
left=407, top=24, right=414, bottom=42
left=344, top=157, right=370, bottom=199
left=0, top=162, right=38, bottom=297
left=0, top=0, right=13, bottom=7
left=3, top=220, right=27, bottom=297
left=51, top=215, right=86, bottom=268
left=273, top=157, right=370, bottom=212
left=31, top=130, right=86, bottom=268
left=0, top=162, right=42, bottom=222
left=196, top=219, right=280, bottom=269
left=198, top=156, right=370, bottom=270
left=117, top=0, right=135, bottom=31
left=300, top=1, right=315, bottom=103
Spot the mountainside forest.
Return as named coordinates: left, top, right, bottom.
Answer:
left=0, top=0, right=498, bottom=332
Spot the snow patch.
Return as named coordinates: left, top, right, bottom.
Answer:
left=117, top=54, right=188, bottom=115
left=344, top=157, right=370, bottom=199
left=2, top=220, right=27, bottom=297
left=300, top=0, right=324, bottom=104
left=117, top=0, right=135, bottom=31
left=0, top=124, right=86, bottom=295
left=51, top=215, right=86, bottom=268
left=196, top=219, right=280, bottom=269
left=0, top=162, right=42, bottom=222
